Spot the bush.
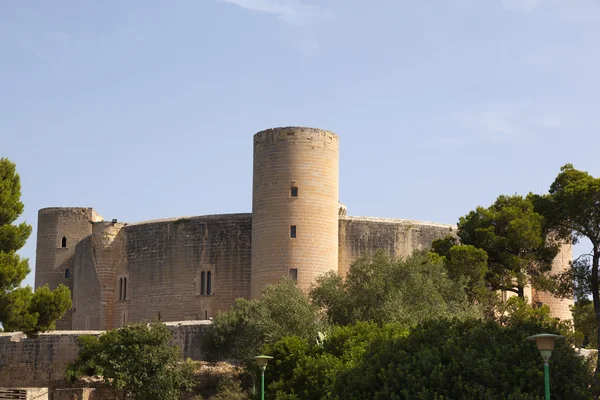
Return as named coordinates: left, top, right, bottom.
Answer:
left=263, top=321, right=408, bottom=400
left=66, top=321, right=195, bottom=400
left=334, top=318, right=593, bottom=399
left=202, top=277, right=324, bottom=363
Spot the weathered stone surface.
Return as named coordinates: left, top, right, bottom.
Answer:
left=0, top=322, right=210, bottom=388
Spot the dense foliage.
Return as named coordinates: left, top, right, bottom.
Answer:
left=263, top=322, right=408, bottom=400
left=201, top=277, right=324, bottom=363
left=0, top=157, right=71, bottom=333
left=334, top=318, right=592, bottom=400
left=310, top=250, right=481, bottom=326
left=455, top=194, right=558, bottom=298
left=67, top=321, right=195, bottom=400
left=534, top=163, right=600, bottom=377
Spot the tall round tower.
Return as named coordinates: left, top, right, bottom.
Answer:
left=251, top=127, right=340, bottom=298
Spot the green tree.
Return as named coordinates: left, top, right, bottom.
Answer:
left=335, top=318, right=592, bottom=400
left=536, top=163, right=600, bottom=378
left=571, top=299, right=596, bottom=349
left=310, top=250, right=480, bottom=327
left=264, top=322, right=408, bottom=400
left=201, top=277, right=323, bottom=362
left=67, top=321, right=195, bottom=400
left=0, top=157, right=71, bottom=333
left=457, top=194, right=559, bottom=298
left=431, top=236, right=494, bottom=311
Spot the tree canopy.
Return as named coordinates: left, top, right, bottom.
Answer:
left=0, top=157, right=71, bottom=333
left=67, top=321, right=195, bottom=400
left=310, top=250, right=481, bottom=327
left=534, top=163, right=600, bottom=380
left=201, top=277, right=324, bottom=363
left=455, top=194, right=559, bottom=298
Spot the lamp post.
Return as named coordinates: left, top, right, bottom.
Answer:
left=527, top=333, right=563, bottom=400
left=254, top=355, right=273, bottom=400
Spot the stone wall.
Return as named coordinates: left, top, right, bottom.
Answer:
left=0, top=388, right=48, bottom=400
left=123, top=214, right=252, bottom=323
left=0, top=321, right=211, bottom=388
left=338, top=216, right=457, bottom=276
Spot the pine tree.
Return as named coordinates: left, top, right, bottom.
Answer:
left=0, top=157, right=71, bottom=333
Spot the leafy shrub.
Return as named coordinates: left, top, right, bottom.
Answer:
left=334, top=318, right=592, bottom=400
left=66, top=321, right=195, bottom=400
left=310, top=250, right=480, bottom=326
left=202, top=277, right=324, bottom=362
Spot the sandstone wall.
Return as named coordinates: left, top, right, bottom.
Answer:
left=251, top=127, right=340, bottom=297
left=338, top=216, right=456, bottom=276
left=0, top=321, right=211, bottom=388
left=122, top=214, right=252, bottom=323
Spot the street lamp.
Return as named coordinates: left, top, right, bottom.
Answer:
left=254, top=355, right=273, bottom=400
left=527, top=333, right=563, bottom=400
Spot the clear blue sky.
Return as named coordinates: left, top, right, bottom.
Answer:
left=2, top=0, right=599, bottom=288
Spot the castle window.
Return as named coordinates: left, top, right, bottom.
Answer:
left=61, top=236, right=67, bottom=248
left=291, top=187, right=298, bottom=197
left=290, top=225, right=297, bottom=238
left=118, top=276, right=129, bottom=301
left=207, top=272, right=212, bottom=295
left=65, top=269, right=71, bottom=279
left=201, top=272, right=206, bottom=295
left=289, top=268, right=298, bottom=282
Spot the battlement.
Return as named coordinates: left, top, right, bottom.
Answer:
left=253, top=126, right=339, bottom=147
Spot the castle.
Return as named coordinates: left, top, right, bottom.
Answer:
left=34, top=127, right=573, bottom=330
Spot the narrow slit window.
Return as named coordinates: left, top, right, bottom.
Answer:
left=201, top=272, right=206, bottom=295
left=123, top=277, right=127, bottom=300
left=61, top=236, right=67, bottom=248
left=291, top=187, right=298, bottom=197
left=289, top=268, right=298, bottom=282
left=290, top=225, right=297, bottom=238
left=207, top=271, right=212, bottom=295
left=65, top=269, right=71, bottom=279
left=118, top=278, right=123, bottom=301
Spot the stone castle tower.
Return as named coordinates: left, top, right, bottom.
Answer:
left=251, top=127, right=340, bottom=297
left=34, top=207, right=103, bottom=329
left=33, top=127, right=574, bottom=329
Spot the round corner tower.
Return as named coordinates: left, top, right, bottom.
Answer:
left=251, top=127, right=340, bottom=298
left=35, top=207, right=103, bottom=329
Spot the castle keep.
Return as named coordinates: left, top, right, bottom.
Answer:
left=34, top=127, right=573, bottom=330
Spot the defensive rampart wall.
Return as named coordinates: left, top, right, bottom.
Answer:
left=0, top=321, right=211, bottom=388
left=338, top=216, right=456, bottom=276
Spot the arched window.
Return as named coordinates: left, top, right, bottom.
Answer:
left=207, top=272, right=212, bottom=295
left=200, top=272, right=206, bottom=295
left=61, top=236, right=67, bottom=248
left=65, top=269, right=71, bottom=279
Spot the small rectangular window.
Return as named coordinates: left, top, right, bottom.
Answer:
left=291, top=187, right=298, bottom=197
left=289, top=268, right=298, bottom=281
left=201, top=271, right=206, bottom=295
left=207, top=271, right=212, bottom=295
left=290, top=225, right=297, bottom=238
left=119, top=278, right=123, bottom=301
